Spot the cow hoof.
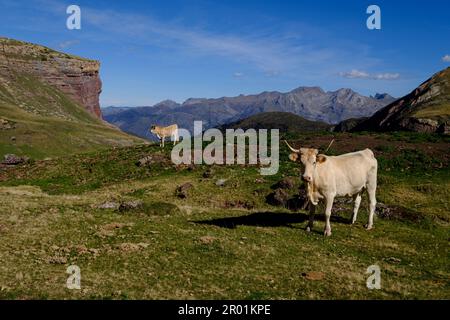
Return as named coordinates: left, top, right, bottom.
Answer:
left=323, top=229, right=331, bottom=237
left=365, top=224, right=373, bottom=230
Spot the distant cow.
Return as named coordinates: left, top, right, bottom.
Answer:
left=285, top=140, right=378, bottom=236
left=150, top=124, right=179, bottom=147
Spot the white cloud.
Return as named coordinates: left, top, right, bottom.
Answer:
left=339, top=69, right=370, bottom=79
left=339, top=69, right=400, bottom=80
left=265, top=70, right=281, bottom=77
left=373, top=73, right=400, bottom=80
left=442, top=54, right=450, bottom=62
left=72, top=6, right=334, bottom=73
left=58, top=40, right=80, bottom=49
left=233, top=72, right=244, bottom=78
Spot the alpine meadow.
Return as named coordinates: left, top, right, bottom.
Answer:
left=0, top=0, right=449, bottom=304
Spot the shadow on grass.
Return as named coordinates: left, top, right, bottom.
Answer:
left=194, top=211, right=350, bottom=230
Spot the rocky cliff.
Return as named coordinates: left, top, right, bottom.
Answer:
left=0, top=37, right=143, bottom=159
left=352, top=67, right=450, bottom=134
left=0, top=37, right=102, bottom=118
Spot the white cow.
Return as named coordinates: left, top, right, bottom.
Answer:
left=285, top=140, right=378, bottom=236
left=150, top=124, right=179, bottom=147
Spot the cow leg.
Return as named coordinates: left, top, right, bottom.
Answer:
left=162, top=136, right=165, bottom=148
left=365, top=168, right=377, bottom=230
left=351, top=193, right=362, bottom=224
left=366, top=185, right=376, bottom=230
left=324, top=195, right=334, bottom=236
left=173, top=133, right=177, bottom=145
left=306, top=203, right=315, bottom=232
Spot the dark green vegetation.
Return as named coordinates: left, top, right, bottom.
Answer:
left=219, top=112, right=331, bottom=133
left=0, top=132, right=448, bottom=299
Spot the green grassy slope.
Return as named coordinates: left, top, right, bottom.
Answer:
left=220, top=111, right=331, bottom=133
left=413, top=67, right=450, bottom=121
left=353, top=67, right=450, bottom=133
left=0, top=61, right=144, bottom=160
left=0, top=132, right=448, bottom=299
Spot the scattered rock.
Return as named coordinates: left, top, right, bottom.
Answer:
left=0, top=118, right=15, bottom=130
left=199, top=236, right=216, bottom=244
left=272, top=177, right=296, bottom=189
left=437, top=122, right=449, bottom=135
left=376, top=202, right=424, bottom=222
left=254, top=178, right=264, bottom=184
left=100, top=222, right=133, bottom=235
left=97, top=201, right=119, bottom=209
left=215, top=179, right=227, bottom=187
left=285, top=184, right=309, bottom=210
left=117, top=242, right=149, bottom=252
left=47, top=256, right=68, bottom=264
left=135, top=156, right=153, bottom=167
left=2, top=154, right=29, bottom=165
left=176, top=182, right=193, bottom=199
left=266, top=188, right=289, bottom=207
left=224, top=200, right=254, bottom=210
left=118, top=200, right=143, bottom=212
left=10, top=136, right=16, bottom=142
left=385, top=257, right=402, bottom=263
left=202, top=168, right=215, bottom=178
left=135, top=153, right=169, bottom=167
left=301, top=271, right=325, bottom=281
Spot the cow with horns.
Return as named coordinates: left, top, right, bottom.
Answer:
left=284, top=140, right=378, bottom=236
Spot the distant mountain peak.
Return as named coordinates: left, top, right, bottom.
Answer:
left=291, top=86, right=325, bottom=94
left=372, top=93, right=395, bottom=100
left=153, top=99, right=180, bottom=108
left=104, top=85, right=395, bottom=138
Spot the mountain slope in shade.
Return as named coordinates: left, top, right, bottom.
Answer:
left=219, top=112, right=331, bottom=133
left=104, top=87, right=394, bottom=139
left=353, top=67, right=450, bottom=133
left=0, top=37, right=144, bottom=159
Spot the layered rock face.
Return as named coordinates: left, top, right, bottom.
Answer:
left=353, top=67, right=450, bottom=133
left=0, top=37, right=102, bottom=118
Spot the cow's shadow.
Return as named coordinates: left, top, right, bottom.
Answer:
left=194, top=211, right=350, bottom=232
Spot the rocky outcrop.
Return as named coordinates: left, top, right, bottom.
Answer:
left=0, top=37, right=102, bottom=118
left=352, top=67, right=450, bottom=134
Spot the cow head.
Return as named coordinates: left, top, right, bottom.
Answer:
left=284, top=140, right=326, bottom=182
left=150, top=125, right=156, bottom=134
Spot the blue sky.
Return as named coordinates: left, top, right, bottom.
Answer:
left=1, top=0, right=449, bottom=107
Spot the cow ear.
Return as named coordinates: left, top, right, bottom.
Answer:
left=317, top=154, right=327, bottom=163
left=289, top=153, right=299, bottom=162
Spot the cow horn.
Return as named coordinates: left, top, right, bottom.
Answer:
left=284, top=140, right=300, bottom=153
left=324, top=139, right=335, bottom=153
